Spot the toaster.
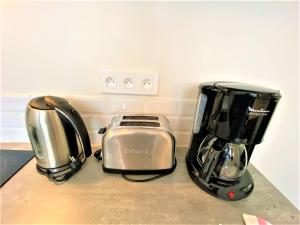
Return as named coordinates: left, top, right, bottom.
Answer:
left=99, top=115, right=176, bottom=173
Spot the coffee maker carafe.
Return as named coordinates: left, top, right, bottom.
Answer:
left=186, top=82, right=281, bottom=200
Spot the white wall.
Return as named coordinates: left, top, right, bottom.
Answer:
left=1, top=2, right=299, bottom=209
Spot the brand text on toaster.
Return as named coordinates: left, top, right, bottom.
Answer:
left=124, top=148, right=150, bottom=155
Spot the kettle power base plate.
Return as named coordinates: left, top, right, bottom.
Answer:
left=36, top=153, right=86, bottom=182
left=186, top=159, right=254, bottom=201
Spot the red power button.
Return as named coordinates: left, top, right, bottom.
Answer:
left=228, top=191, right=235, bottom=199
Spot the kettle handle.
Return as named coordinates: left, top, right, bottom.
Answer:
left=45, top=97, right=92, bottom=158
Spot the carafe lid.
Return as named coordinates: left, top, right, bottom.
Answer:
left=29, top=96, right=68, bottom=110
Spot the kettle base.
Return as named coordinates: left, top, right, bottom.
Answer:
left=36, top=164, right=72, bottom=182
left=36, top=153, right=86, bottom=182
left=186, top=157, right=254, bottom=201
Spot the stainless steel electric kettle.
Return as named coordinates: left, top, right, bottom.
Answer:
left=25, top=96, right=92, bottom=182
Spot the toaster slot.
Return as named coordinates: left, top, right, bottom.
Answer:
left=120, top=121, right=160, bottom=127
left=122, top=116, right=158, bottom=121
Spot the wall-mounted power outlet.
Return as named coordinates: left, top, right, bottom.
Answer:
left=99, top=70, right=159, bottom=95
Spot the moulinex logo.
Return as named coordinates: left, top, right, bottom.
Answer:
left=248, top=107, right=270, bottom=116
left=125, top=148, right=150, bottom=155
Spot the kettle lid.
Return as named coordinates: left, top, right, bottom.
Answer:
left=29, top=96, right=68, bottom=110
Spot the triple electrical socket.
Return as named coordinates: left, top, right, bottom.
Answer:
left=99, top=70, right=159, bottom=95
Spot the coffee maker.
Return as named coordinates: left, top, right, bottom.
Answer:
left=186, top=82, right=281, bottom=200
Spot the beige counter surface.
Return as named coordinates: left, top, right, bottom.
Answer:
left=1, top=143, right=299, bottom=224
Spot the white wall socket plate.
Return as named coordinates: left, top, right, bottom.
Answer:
left=99, top=70, right=159, bottom=95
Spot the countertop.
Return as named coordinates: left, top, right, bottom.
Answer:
left=1, top=143, right=299, bottom=224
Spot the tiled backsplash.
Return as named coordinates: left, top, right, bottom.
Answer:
left=0, top=95, right=197, bottom=146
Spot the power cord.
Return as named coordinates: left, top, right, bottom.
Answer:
left=94, top=149, right=102, bottom=160
left=121, top=173, right=169, bottom=182
left=93, top=149, right=177, bottom=182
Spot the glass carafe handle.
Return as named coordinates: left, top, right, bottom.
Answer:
left=201, top=138, right=226, bottom=182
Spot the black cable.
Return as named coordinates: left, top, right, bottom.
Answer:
left=93, top=148, right=177, bottom=182
left=94, top=149, right=102, bottom=160
left=121, top=173, right=169, bottom=182
left=121, top=158, right=177, bottom=182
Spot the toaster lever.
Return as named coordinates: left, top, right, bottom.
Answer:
left=98, top=127, right=107, bottom=134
